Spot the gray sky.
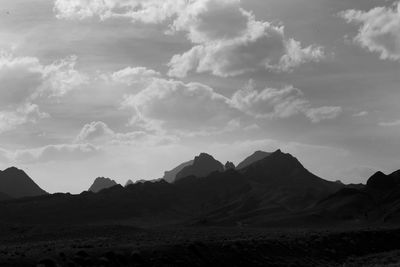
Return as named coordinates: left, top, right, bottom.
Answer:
left=0, top=0, right=399, bottom=193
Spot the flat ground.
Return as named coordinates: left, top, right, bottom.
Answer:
left=1, top=222, right=400, bottom=266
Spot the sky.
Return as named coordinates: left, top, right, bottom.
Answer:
left=0, top=0, right=399, bottom=193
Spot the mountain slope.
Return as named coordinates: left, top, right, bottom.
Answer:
left=88, top=177, right=118, bottom=193
left=311, top=170, right=400, bottom=223
left=0, top=167, right=47, bottom=198
left=162, top=160, right=194, bottom=183
left=175, top=153, right=224, bottom=182
left=237, top=150, right=343, bottom=210
left=236, top=151, right=271, bottom=170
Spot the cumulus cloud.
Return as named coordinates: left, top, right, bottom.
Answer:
left=230, top=85, right=308, bottom=119
left=54, top=0, right=185, bottom=23
left=54, top=0, right=325, bottom=77
left=121, top=78, right=237, bottom=133
left=40, top=55, right=89, bottom=97
left=0, top=52, right=86, bottom=133
left=120, top=74, right=342, bottom=135
left=340, top=2, right=400, bottom=61
left=230, top=82, right=342, bottom=122
left=75, top=121, right=115, bottom=143
left=167, top=0, right=325, bottom=77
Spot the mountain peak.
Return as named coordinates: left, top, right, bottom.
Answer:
left=3, top=166, right=25, bottom=174
left=89, top=177, right=118, bottom=193
left=366, top=171, right=397, bottom=190
left=175, top=153, right=224, bottom=181
left=225, top=161, right=235, bottom=170
left=240, top=149, right=311, bottom=183
left=236, top=150, right=271, bottom=170
left=125, top=179, right=134, bottom=187
left=0, top=167, right=47, bottom=198
left=195, top=153, right=215, bottom=162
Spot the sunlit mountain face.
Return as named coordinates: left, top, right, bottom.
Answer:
left=0, top=0, right=399, bottom=195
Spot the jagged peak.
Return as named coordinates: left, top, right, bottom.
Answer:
left=195, top=153, right=216, bottom=161
left=3, top=166, right=25, bottom=173
left=89, top=177, right=118, bottom=193
left=225, top=161, right=235, bottom=170
left=371, top=171, right=386, bottom=177
left=94, top=177, right=116, bottom=182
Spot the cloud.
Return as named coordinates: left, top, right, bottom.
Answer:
left=0, top=53, right=43, bottom=108
left=54, top=0, right=185, bottom=23
left=54, top=0, right=325, bottom=77
left=353, top=111, right=368, bottom=117
left=75, top=121, right=115, bottom=143
left=110, top=66, right=160, bottom=85
left=167, top=0, right=325, bottom=77
left=305, top=106, right=343, bottom=123
left=0, top=104, right=49, bottom=133
left=120, top=75, right=342, bottom=134
left=230, top=84, right=308, bottom=119
left=0, top=52, right=86, bottom=133
left=121, top=78, right=237, bottom=133
left=340, top=2, right=400, bottom=61
left=75, top=121, right=178, bottom=146
left=379, top=119, right=400, bottom=127
left=40, top=55, right=89, bottom=98
left=7, top=144, right=102, bottom=164
left=230, top=82, right=342, bottom=122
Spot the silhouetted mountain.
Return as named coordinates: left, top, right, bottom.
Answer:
left=0, top=150, right=346, bottom=227
left=163, top=160, right=194, bottom=183
left=224, top=161, right=235, bottom=170
left=88, top=177, right=118, bottom=193
left=0, top=167, right=47, bottom=198
left=312, top=169, right=400, bottom=223
left=235, top=149, right=342, bottom=210
left=175, top=153, right=224, bottom=182
left=236, top=151, right=271, bottom=170
left=366, top=171, right=399, bottom=191
left=125, top=180, right=134, bottom=187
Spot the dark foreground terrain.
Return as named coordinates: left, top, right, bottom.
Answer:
left=2, top=223, right=400, bottom=266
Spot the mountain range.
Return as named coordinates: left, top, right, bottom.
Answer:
left=1, top=149, right=400, bottom=227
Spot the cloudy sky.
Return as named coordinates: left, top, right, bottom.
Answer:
left=0, top=0, right=399, bottom=193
